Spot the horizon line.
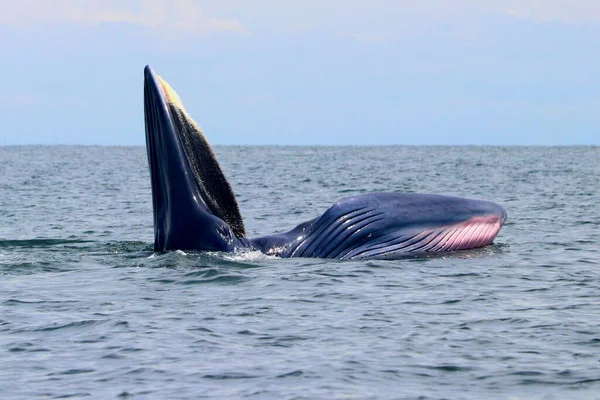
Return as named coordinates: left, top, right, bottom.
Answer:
left=1, top=143, right=598, bottom=148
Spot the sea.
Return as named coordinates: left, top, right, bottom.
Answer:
left=0, top=145, right=599, bottom=399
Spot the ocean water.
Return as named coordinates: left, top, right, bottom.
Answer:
left=0, top=145, right=599, bottom=399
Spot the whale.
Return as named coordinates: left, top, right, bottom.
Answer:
left=143, top=66, right=507, bottom=259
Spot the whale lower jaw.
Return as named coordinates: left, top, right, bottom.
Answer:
left=426, top=215, right=504, bottom=252
left=315, top=214, right=504, bottom=260
left=347, top=215, right=504, bottom=260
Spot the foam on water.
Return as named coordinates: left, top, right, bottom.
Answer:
left=223, top=249, right=279, bottom=262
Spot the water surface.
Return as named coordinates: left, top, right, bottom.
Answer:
left=1, top=146, right=599, bottom=399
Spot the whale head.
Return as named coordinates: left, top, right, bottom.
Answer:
left=143, top=66, right=245, bottom=252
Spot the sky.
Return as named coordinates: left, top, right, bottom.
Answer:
left=0, top=0, right=599, bottom=145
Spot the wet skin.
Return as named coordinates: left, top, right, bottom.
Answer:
left=144, top=66, right=507, bottom=260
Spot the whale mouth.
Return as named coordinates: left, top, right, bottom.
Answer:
left=143, top=66, right=245, bottom=251
left=143, top=65, right=507, bottom=257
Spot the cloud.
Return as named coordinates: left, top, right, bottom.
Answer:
left=353, top=34, right=387, bottom=43
left=504, top=0, right=600, bottom=24
left=0, top=0, right=245, bottom=33
left=2, top=0, right=598, bottom=39
left=199, top=1, right=600, bottom=28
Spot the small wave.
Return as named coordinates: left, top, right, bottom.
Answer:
left=179, top=273, right=247, bottom=285
left=48, top=368, right=95, bottom=376
left=415, top=364, right=475, bottom=372
left=147, top=266, right=249, bottom=285
left=275, top=370, right=304, bottom=378
left=104, top=241, right=153, bottom=254
left=33, top=319, right=104, bottom=332
left=4, top=298, right=78, bottom=305
left=0, top=262, right=72, bottom=275
left=202, top=373, right=259, bottom=380
left=0, top=238, right=92, bottom=248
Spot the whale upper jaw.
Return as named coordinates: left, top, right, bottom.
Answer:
left=143, top=66, right=244, bottom=252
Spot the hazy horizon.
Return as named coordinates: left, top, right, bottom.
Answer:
left=2, top=143, right=598, bottom=148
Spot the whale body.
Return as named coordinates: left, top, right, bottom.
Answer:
left=143, top=66, right=506, bottom=259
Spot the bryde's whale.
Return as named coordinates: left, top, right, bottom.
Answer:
left=143, top=66, right=507, bottom=259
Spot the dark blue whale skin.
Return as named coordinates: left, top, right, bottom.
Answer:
left=144, top=66, right=507, bottom=260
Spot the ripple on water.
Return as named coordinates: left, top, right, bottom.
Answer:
left=1, top=146, right=600, bottom=399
